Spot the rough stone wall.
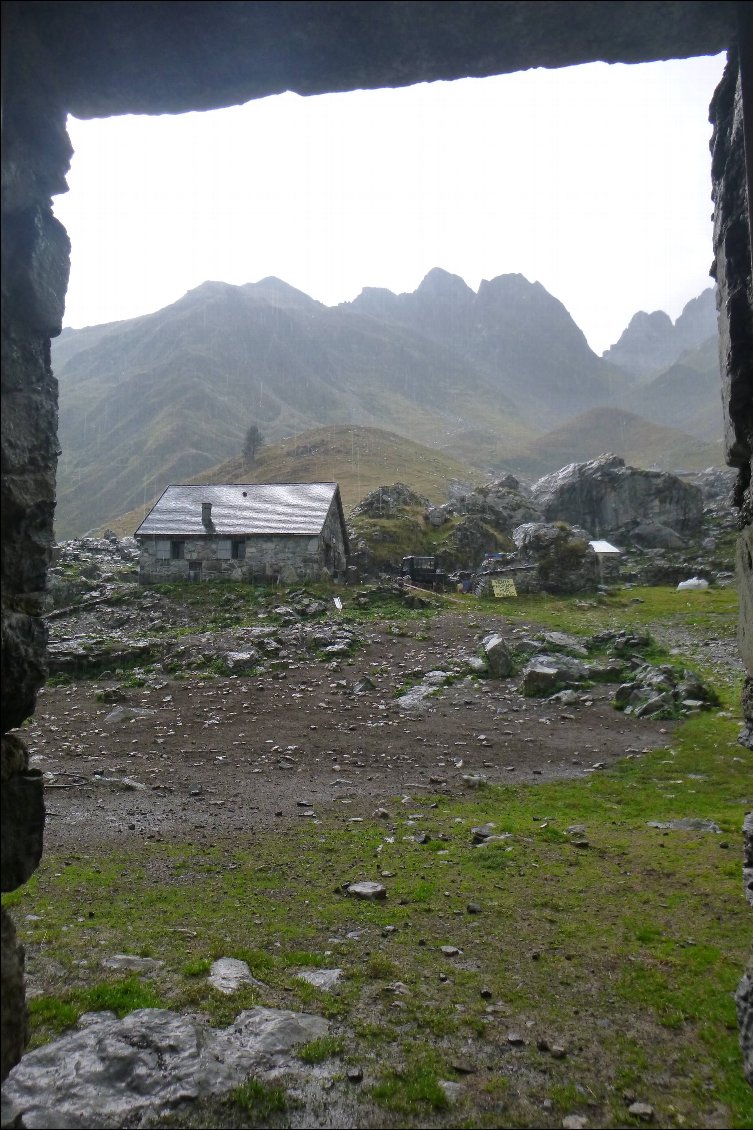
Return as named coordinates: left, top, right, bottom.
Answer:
left=138, top=534, right=327, bottom=584
left=710, top=46, right=753, bottom=1088
left=1, top=11, right=72, bottom=1079
left=320, top=498, right=349, bottom=576
left=711, top=51, right=753, bottom=689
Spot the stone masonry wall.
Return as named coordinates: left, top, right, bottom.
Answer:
left=138, top=534, right=324, bottom=584
left=710, top=46, right=753, bottom=1086
left=321, top=498, right=349, bottom=576
left=711, top=51, right=753, bottom=687
left=1, top=10, right=72, bottom=1078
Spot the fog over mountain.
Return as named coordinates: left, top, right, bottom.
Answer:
left=52, top=272, right=723, bottom=538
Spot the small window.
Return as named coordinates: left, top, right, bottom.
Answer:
left=156, top=540, right=170, bottom=559
left=216, top=539, right=232, bottom=560
left=170, top=540, right=185, bottom=560
left=231, top=539, right=245, bottom=560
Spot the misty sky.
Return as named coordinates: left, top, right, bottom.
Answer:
left=54, top=52, right=726, bottom=354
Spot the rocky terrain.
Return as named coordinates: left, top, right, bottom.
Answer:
left=32, top=534, right=737, bottom=861
left=3, top=531, right=747, bottom=1129
left=346, top=457, right=737, bottom=585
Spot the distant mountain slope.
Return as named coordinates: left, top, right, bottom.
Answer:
left=52, top=272, right=718, bottom=539
left=602, top=287, right=716, bottom=376
left=633, top=336, right=723, bottom=440
left=606, top=334, right=723, bottom=441
left=104, top=425, right=483, bottom=537
left=510, top=406, right=723, bottom=478
left=347, top=267, right=626, bottom=428
left=53, top=276, right=539, bottom=537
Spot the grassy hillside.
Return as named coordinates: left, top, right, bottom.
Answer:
left=102, top=425, right=484, bottom=537
left=508, top=406, right=724, bottom=478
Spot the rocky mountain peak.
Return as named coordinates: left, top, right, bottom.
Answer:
left=415, top=267, right=475, bottom=302
left=603, top=287, right=716, bottom=377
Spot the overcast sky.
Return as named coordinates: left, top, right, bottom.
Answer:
left=54, top=52, right=725, bottom=354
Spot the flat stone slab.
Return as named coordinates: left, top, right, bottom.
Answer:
left=1, top=1007, right=328, bottom=1129
left=396, top=685, right=437, bottom=711
left=100, top=954, right=163, bottom=974
left=346, top=881, right=387, bottom=900
left=647, top=818, right=722, bottom=833
left=296, top=968, right=343, bottom=990
left=208, top=957, right=262, bottom=994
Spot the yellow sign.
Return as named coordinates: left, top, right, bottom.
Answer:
left=491, top=577, right=517, bottom=598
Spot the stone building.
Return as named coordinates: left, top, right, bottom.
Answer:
left=135, top=483, right=348, bottom=584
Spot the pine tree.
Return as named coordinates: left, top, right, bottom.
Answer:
left=243, top=424, right=263, bottom=464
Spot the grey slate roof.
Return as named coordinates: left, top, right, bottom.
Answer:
left=134, top=483, right=341, bottom=537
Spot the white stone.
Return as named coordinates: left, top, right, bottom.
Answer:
left=296, top=968, right=342, bottom=991
left=208, top=957, right=260, bottom=994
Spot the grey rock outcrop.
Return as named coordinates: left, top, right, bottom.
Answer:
left=460, top=481, right=542, bottom=533
left=521, top=654, right=589, bottom=696
left=512, top=521, right=600, bottom=594
left=531, top=454, right=703, bottom=540
left=437, top=515, right=511, bottom=570
left=350, top=483, right=429, bottom=519
left=0, top=1006, right=329, bottom=1128
left=627, top=520, right=686, bottom=549
left=614, top=664, right=718, bottom=719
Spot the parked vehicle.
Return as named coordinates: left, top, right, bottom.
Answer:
left=400, top=555, right=447, bottom=590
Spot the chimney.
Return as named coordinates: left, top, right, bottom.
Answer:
left=201, top=502, right=212, bottom=526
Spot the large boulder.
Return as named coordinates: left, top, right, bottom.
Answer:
left=626, top=520, right=686, bottom=549
left=531, top=454, right=703, bottom=540
left=461, top=480, right=542, bottom=534
left=436, top=515, right=512, bottom=570
left=512, top=521, right=600, bottom=594
left=521, top=653, right=589, bottom=695
left=349, top=482, right=429, bottom=519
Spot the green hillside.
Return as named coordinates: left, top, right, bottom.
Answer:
left=53, top=277, right=540, bottom=538
left=104, top=425, right=484, bottom=537
left=510, top=406, right=724, bottom=478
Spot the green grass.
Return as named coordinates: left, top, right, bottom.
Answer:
left=7, top=701, right=750, bottom=1124
left=228, top=1078, right=288, bottom=1118
left=28, top=978, right=166, bottom=1044
left=371, top=1057, right=449, bottom=1113
left=297, top=1035, right=346, bottom=1064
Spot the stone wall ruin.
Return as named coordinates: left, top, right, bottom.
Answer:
left=1, top=0, right=750, bottom=1082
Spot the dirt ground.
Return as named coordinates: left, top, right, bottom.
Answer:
left=26, top=613, right=677, bottom=854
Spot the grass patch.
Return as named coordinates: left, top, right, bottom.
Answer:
left=182, top=957, right=212, bottom=977
left=228, top=1078, right=288, bottom=1118
left=371, top=1058, right=449, bottom=1114
left=297, top=1035, right=346, bottom=1064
